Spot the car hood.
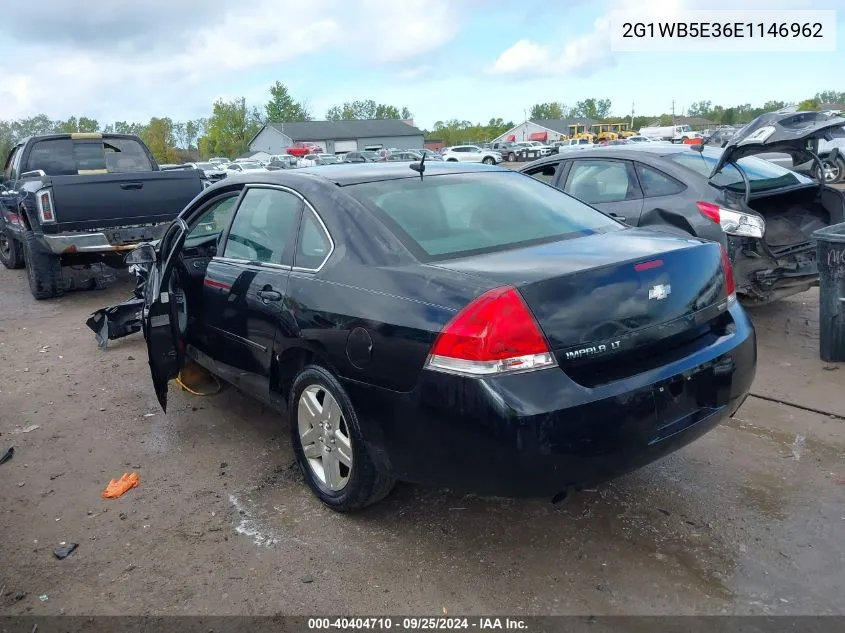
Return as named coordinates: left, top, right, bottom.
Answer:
left=711, top=110, right=845, bottom=177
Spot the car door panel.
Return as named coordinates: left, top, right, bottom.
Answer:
left=202, top=186, right=303, bottom=402
left=562, top=158, right=645, bottom=225
left=141, top=218, right=189, bottom=411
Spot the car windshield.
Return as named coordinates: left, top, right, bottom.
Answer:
left=237, top=162, right=262, bottom=169
left=320, top=155, right=339, bottom=163
left=345, top=171, right=621, bottom=260
left=668, top=149, right=812, bottom=193
left=194, top=162, right=217, bottom=170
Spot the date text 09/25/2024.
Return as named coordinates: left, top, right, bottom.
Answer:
left=308, top=618, right=528, bottom=631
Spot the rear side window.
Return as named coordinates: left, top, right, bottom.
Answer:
left=635, top=163, right=685, bottom=197
left=565, top=160, right=640, bottom=204
left=295, top=209, right=332, bottom=270
left=345, top=172, right=620, bottom=260
left=24, top=137, right=153, bottom=175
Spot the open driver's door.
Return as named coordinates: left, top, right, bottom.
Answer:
left=139, top=218, right=190, bottom=411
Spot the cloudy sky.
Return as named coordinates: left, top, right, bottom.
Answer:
left=0, top=0, right=842, bottom=129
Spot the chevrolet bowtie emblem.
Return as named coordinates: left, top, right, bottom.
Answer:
left=648, top=284, right=671, bottom=300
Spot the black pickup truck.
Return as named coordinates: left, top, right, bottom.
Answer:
left=0, top=133, right=203, bottom=299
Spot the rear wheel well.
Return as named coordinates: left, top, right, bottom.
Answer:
left=273, top=345, right=339, bottom=403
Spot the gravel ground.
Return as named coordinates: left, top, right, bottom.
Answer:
left=0, top=264, right=844, bottom=616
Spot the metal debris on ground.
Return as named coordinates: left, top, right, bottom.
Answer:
left=102, top=472, right=140, bottom=499
left=54, top=543, right=78, bottom=559
left=0, top=447, right=13, bottom=465
left=13, top=424, right=40, bottom=434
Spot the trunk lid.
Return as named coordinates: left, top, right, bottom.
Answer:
left=711, top=110, right=845, bottom=178
left=47, top=170, right=203, bottom=232
left=432, top=230, right=732, bottom=376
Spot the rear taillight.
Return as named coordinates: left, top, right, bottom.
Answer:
left=36, top=188, right=55, bottom=223
left=720, top=245, right=737, bottom=306
left=697, top=201, right=765, bottom=238
left=696, top=201, right=720, bottom=224
left=425, top=286, right=556, bottom=376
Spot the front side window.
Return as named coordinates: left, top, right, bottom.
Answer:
left=564, top=160, right=639, bottom=204
left=525, top=162, right=559, bottom=184
left=223, top=188, right=302, bottom=265
left=345, top=171, right=620, bottom=260
left=185, top=194, right=239, bottom=247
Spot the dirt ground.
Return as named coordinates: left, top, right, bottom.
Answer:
left=1, top=262, right=844, bottom=616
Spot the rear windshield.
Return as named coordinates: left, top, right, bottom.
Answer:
left=24, top=137, right=153, bottom=175
left=668, top=150, right=811, bottom=193
left=345, top=171, right=620, bottom=260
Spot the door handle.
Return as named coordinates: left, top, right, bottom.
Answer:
left=120, top=182, right=143, bottom=190
left=608, top=213, right=627, bottom=222
left=257, top=288, right=282, bottom=302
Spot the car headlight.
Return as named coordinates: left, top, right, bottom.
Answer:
left=720, top=208, right=765, bottom=239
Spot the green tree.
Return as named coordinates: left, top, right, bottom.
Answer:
left=141, top=117, right=180, bottom=164
left=529, top=102, right=567, bottom=120
left=325, top=99, right=412, bottom=120
left=571, top=98, right=612, bottom=120
left=815, top=90, right=845, bottom=105
left=265, top=81, right=310, bottom=122
left=686, top=100, right=713, bottom=118
left=205, top=98, right=263, bottom=158
left=797, top=99, right=820, bottom=112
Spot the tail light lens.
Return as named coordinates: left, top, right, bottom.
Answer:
left=696, top=201, right=721, bottom=224
left=720, top=245, right=737, bottom=306
left=36, top=188, right=55, bottom=223
left=425, top=286, right=556, bottom=376
left=697, top=201, right=765, bottom=239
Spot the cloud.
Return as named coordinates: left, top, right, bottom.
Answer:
left=0, top=0, right=466, bottom=122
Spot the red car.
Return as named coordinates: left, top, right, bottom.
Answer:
left=286, top=143, right=322, bottom=157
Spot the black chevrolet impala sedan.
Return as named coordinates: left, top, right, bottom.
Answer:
left=125, top=161, right=756, bottom=511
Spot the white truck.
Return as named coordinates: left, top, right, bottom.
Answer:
left=638, top=124, right=702, bottom=143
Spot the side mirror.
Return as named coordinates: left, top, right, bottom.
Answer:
left=124, top=243, right=157, bottom=266
left=830, top=147, right=840, bottom=164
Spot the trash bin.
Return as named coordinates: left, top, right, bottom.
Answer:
left=813, top=221, right=845, bottom=362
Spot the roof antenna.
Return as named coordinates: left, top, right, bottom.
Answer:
left=410, top=150, right=426, bottom=180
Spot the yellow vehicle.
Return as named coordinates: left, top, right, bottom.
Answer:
left=569, top=124, right=595, bottom=143
left=609, top=123, right=636, bottom=138
left=590, top=124, right=619, bottom=141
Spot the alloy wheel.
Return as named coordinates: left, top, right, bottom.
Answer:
left=297, top=384, right=353, bottom=491
left=821, top=160, right=841, bottom=183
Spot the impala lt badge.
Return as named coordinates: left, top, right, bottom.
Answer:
left=648, top=284, right=671, bottom=301
left=565, top=340, right=622, bottom=360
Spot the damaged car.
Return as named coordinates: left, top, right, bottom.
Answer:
left=89, top=162, right=756, bottom=512
left=520, top=110, right=845, bottom=305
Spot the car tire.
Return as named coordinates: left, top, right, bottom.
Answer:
left=508, top=152, right=516, bottom=162
left=0, top=229, right=25, bottom=269
left=290, top=364, right=395, bottom=512
left=482, top=156, right=495, bottom=165
left=22, top=230, right=63, bottom=299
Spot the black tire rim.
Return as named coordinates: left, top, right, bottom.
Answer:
left=0, top=233, right=10, bottom=260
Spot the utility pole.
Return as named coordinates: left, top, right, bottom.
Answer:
left=630, top=102, right=635, bottom=130
left=523, top=108, right=527, bottom=140
left=672, top=100, right=676, bottom=127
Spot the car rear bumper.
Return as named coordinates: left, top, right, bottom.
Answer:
left=344, top=303, right=756, bottom=498
left=39, top=224, right=168, bottom=255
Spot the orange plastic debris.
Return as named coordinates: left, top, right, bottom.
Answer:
left=102, top=472, right=140, bottom=499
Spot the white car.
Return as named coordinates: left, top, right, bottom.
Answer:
left=225, top=161, right=266, bottom=173
left=441, top=145, right=503, bottom=164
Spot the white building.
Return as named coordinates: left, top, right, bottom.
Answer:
left=491, top=118, right=599, bottom=143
